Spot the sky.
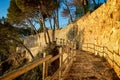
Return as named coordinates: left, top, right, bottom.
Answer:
left=0, top=0, right=105, bottom=28
left=0, top=0, right=10, bottom=18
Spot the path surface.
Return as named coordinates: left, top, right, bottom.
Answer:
left=65, top=50, right=119, bottom=80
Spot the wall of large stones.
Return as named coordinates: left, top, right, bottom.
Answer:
left=77, top=0, right=120, bottom=50
left=76, top=0, right=120, bottom=77
left=23, top=23, right=74, bottom=48
left=22, top=24, right=74, bottom=60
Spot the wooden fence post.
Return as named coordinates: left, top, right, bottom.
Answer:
left=43, top=52, right=46, bottom=80
left=59, top=47, right=63, bottom=80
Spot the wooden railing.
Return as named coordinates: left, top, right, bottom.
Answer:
left=0, top=55, right=52, bottom=80
left=46, top=45, right=76, bottom=80
left=82, top=43, right=120, bottom=78
left=0, top=38, right=76, bottom=80
left=2, top=38, right=120, bottom=79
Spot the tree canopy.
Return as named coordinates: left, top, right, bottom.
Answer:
left=0, top=17, right=33, bottom=61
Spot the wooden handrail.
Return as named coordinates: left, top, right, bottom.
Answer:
left=49, top=54, right=61, bottom=63
left=82, top=42, right=120, bottom=69
left=49, top=47, right=76, bottom=80
left=0, top=38, right=75, bottom=80
left=0, top=55, right=52, bottom=80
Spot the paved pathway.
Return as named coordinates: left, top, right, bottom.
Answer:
left=65, top=50, right=119, bottom=80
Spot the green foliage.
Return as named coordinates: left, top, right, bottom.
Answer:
left=0, top=22, right=19, bottom=56
left=7, top=0, right=38, bottom=35
left=0, top=20, right=34, bottom=76
left=0, top=22, right=21, bottom=75
left=75, top=7, right=84, bottom=18
left=7, top=0, right=23, bottom=24
left=7, top=0, right=60, bottom=37
left=7, top=0, right=59, bottom=23
left=0, top=19, right=31, bottom=61
left=37, top=26, right=44, bottom=33
left=15, top=0, right=38, bottom=12
left=19, top=27, right=31, bottom=36
left=73, top=0, right=106, bottom=18
left=14, top=66, right=42, bottom=80
left=0, top=23, right=19, bottom=38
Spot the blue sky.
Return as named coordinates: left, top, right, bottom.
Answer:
left=0, top=0, right=10, bottom=18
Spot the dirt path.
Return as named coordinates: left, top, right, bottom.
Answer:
left=65, top=50, right=119, bottom=80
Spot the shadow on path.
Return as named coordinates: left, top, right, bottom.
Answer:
left=65, top=50, right=119, bottom=80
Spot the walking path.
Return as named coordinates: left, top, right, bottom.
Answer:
left=65, top=50, right=119, bottom=80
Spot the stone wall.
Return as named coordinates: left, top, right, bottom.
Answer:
left=22, top=0, right=120, bottom=77
left=76, top=0, right=120, bottom=77
left=23, top=23, right=75, bottom=50
left=21, top=25, right=74, bottom=60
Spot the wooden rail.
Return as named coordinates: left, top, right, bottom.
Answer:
left=1, top=37, right=120, bottom=79
left=47, top=47, right=76, bottom=80
left=0, top=55, right=52, bottom=80
left=82, top=43, right=120, bottom=78
left=0, top=38, right=76, bottom=80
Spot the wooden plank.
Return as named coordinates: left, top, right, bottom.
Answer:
left=49, top=54, right=62, bottom=63
left=50, top=55, right=70, bottom=80
left=50, top=51, right=74, bottom=80
left=45, top=76, right=51, bottom=80
left=50, top=63, right=66, bottom=80
left=43, top=52, right=46, bottom=80
left=59, top=47, right=63, bottom=80
left=0, top=55, right=52, bottom=80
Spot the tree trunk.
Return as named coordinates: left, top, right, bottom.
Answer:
left=38, top=17, right=47, bottom=44
left=85, top=0, right=89, bottom=5
left=42, top=21, right=47, bottom=44
left=1, top=37, right=34, bottom=59
left=41, top=18, right=51, bottom=44
left=82, top=0, right=86, bottom=14
left=44, top=22, right=51, bottom=44
left=27, top=18, right=42, bottom=47
left=56, top=9, right=59, bottom=29
left=51, top=14, right=56, bottom=42
left=82, top=5, right=85, bottom=14
left=27, top=19, right=37, bottom=35
left=92, top=0, right=96, bottom=4
left=104, top=0, right=105, bottom=3
left=66, top=3, right=73, bottom=22
left=98, top=0, right=100, bottom=5
left=46, top=27, right=51, bottom=44
left=48, top=17, right=53, bottom=29
left=63, top=0, right=73, bottom=22
left=46, top=12, right=53, bottom=30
